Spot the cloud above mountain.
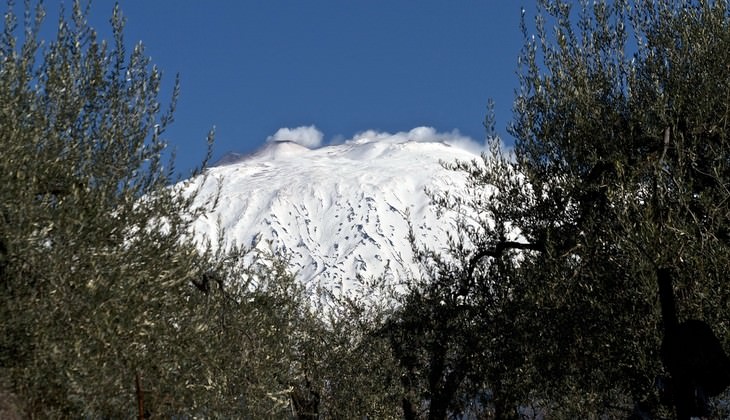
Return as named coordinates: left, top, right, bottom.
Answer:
left=266, top=125, right=487, bottom=154
left=348, top=126, right=486, bottom=155
left=266, top=125, right=324, bottom=148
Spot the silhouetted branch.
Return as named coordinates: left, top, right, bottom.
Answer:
left=466, top=240, right=544, bottom=279
left=135, top=371, right=144, bottom=420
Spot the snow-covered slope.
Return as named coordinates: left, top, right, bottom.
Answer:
left=187, top=129, right=483, bottom=295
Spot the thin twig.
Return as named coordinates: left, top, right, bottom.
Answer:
left=135, top=371, right=144, bottom=420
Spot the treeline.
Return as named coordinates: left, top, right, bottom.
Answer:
left=1, top=0, right=729, bottom=419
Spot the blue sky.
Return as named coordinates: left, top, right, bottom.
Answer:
left=56, top=2, right=528, bottom=176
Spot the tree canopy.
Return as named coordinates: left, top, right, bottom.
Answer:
left=385, top=0, right=730, bottom=417
left=0, top=2, right=404, bottom=417
left=0, top=2, right=330, bottom=417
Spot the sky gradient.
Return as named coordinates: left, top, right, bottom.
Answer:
left=46, top=2, right=529, bottom=176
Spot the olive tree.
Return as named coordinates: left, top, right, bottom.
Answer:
left=0, top=2, right=317, bottom=417
left=389, top=0, right=730, bottom=417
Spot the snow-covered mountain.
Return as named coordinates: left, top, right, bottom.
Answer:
left=186, top=128, right=484, bottom=295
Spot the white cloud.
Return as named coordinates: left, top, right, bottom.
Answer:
left=346, top=126, right=487, bottom=155
left=267, top=125, right=323, bottom=148
left=265, top=125, right=491, bottom=155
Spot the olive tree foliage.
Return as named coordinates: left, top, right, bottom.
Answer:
left=0, top=1, right=319, bottom=418
left=300, top=286, right=404, bottom=418
left=505, top=2, right=730, bottom=414
left=382, top=145, right=537, bottom=420
left=389, top=0, right=730, bottom=418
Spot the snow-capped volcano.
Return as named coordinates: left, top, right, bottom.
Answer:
left=187, top=128, right=483, bottom=295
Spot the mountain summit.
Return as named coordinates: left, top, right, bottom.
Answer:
left=188, top=129, right=483, bottom=294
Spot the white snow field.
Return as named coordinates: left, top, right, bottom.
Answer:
left=185, top=127, right=484, bottom=296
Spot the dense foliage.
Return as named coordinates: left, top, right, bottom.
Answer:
left=385, top=0, right=730, bottom=418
